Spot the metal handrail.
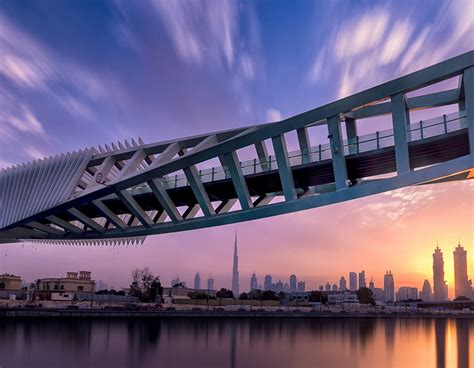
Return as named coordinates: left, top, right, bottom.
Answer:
left=156, top=112, right=467, bottom=189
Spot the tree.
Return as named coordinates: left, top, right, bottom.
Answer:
left=453, top=295, right=471, bottom=301
left=261, top=290, right=279, bottom=301
left=0, top=281, right=5, bottom=290
left=216, top=288, right=234, bottom=299
left=128, top=267, right=163, bottom=303
left=308, top=290, right=327, bottom=304
left=239, top=292, right=249, bottom=300
left=357, top=287, right=376, bottom=305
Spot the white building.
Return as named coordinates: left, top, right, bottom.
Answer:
left=396, top=287, right=418, bottom=301
left=327, top=291, right=358, bottom=304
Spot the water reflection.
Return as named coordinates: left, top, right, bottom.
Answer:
left=435, top=319, right=447, bottom=368
left=0, top=318, right=472, bottom=368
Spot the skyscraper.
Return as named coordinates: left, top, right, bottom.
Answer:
left=207, top=276, right=215, bottom=291
left=194, top=272, right=201, bottom=290
left=420, top=279, right=433, bottom=301
left=297, top=281, right=305, bottom=292
left=325, top=282, right=331, bottom=291
left=250, top=272, right=258, bottom=290
left=384, top=271, right=394, bottom=302
left=264, top=275, right=272, bottom=291
left=231, top=232, right=240, bottom=297
left=349, top=272, right=357, bottom=291
left=359, top=270, right=366, bottom=288
left=339, top=276, right=347, bottom=291
left=289, top=274, right=297, bottom=292
left=433, top=246, right=447, bottom=301
left=369, top=278, right=375, bottom=290
left=453, top=242, right=472, bottom=298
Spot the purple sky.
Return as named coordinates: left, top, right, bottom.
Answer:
left=0, top=1, right=473, bottom=295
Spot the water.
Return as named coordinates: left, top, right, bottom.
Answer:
left=0, top=318, right=472, bottom=368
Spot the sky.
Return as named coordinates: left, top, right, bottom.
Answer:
left=0, top=0, right=473, bottom=297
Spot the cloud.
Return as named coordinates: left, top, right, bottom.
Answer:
left=24, top=145, right=50, bottom=160
left=308, top=2, right=473, bottom=100
left=266, top=108, right=282, bottom=122
left=0, top=87, right=48, bottom=141
left=334, top=11, right=389, bottom=60
left=152, top=0, right=237, bottom=67
left=240, top=54, right=255, bottom=80
left=379, top=21, right=413, bottom=65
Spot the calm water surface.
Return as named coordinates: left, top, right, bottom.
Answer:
left=0, top=318, right=473, bottom=368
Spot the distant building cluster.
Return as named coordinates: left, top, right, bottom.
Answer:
left=313, top=242, right=473, bottom=303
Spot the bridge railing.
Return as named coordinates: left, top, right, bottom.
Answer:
left=157, top=111, right=467, bottom=190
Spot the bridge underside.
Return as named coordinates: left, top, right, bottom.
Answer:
left=1, top=51, right=473, bottom=244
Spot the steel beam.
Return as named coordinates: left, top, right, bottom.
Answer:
left=87, top=156, right=116, bottom=189
left=253, top=194, right=274, bottom=207
left=114, top=150, right=147, bottom=181
left=272, top=134, right=297, bottom=201
left=147, top=179, right=183, bottom=223
left=149, top=142, right=181, bottom=169
left=345, top=117, right=358, bottom=154
left=215, top=199, right=237, bottom=214
left=221, top=151, right=253, bottom=210
left=46, top=215, right=83, bottom=234
left=116, top=190, right=153, bottom=228
left=327, top=116, right=348, bottom=190
left=391, top=92, right=411, bottom=174
left=254, top=141, right=269, bottom=171
left=463, top=66, right=474, bottom=153
left=183, top=204, right=200, bottom=219
left=92, top=199, right=128, bottom=231
left=27, top=221, right=65, bottom=237
left=297, top=127, right=313, bottom=164
left=67, top=208, right=106, bottom=233
left=182, top=165, right=215, bottom=216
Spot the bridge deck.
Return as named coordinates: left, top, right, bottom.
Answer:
left=70, top=127, right=469, bottom=220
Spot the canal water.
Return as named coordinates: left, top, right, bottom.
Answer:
left=0, top=318, right=472, bottom=368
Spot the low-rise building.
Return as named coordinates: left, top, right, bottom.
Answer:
left=162, top=285, right=217, bottom=304
left=0, top=274, right=23, bottom=299
left=36, top=271, right=95, bottom=300
left=327, top=291, right=358, bottom=304
left=0, top=274, right=22, bottom=291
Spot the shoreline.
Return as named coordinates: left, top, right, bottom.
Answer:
left=2, top=309, right=473, bottom=319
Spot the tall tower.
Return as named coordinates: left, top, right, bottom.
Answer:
left=433, top=246, right=447, bottom=301
left=349, top=272, right=357, bottom=291
left=207, top=276, right=215, bottom=291
left=453, top=242, right=472, bottom=298
left=384, top=271, right=394, bottom=302
left=289, top=274, right=297, bottom=292
left=194, top=272, right=201, bottom=290
left=420, top=279, right=433, bottom=301
left=359, top=270, right=366, bottom=288
left=339, top=276, right=347, bottom=291
left=231, top=232, right=240, bottom=297
left=250, top=272, right=258, bottom=290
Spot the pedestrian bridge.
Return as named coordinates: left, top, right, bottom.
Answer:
left=1, top=51, right=473, bottom=244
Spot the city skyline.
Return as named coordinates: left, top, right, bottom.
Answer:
left=5, top=237, right=471, bottom=300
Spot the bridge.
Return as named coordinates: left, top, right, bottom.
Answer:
left=1, top=51, right=473, bottom=244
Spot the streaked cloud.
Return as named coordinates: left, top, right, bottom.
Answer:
left=379, top=21, right=412, bottom=65
left=152, top=0, right=237, bottom=67
left=266, top=108, right=282, bottom=122
left=334, top=10, right=389, bottom=60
